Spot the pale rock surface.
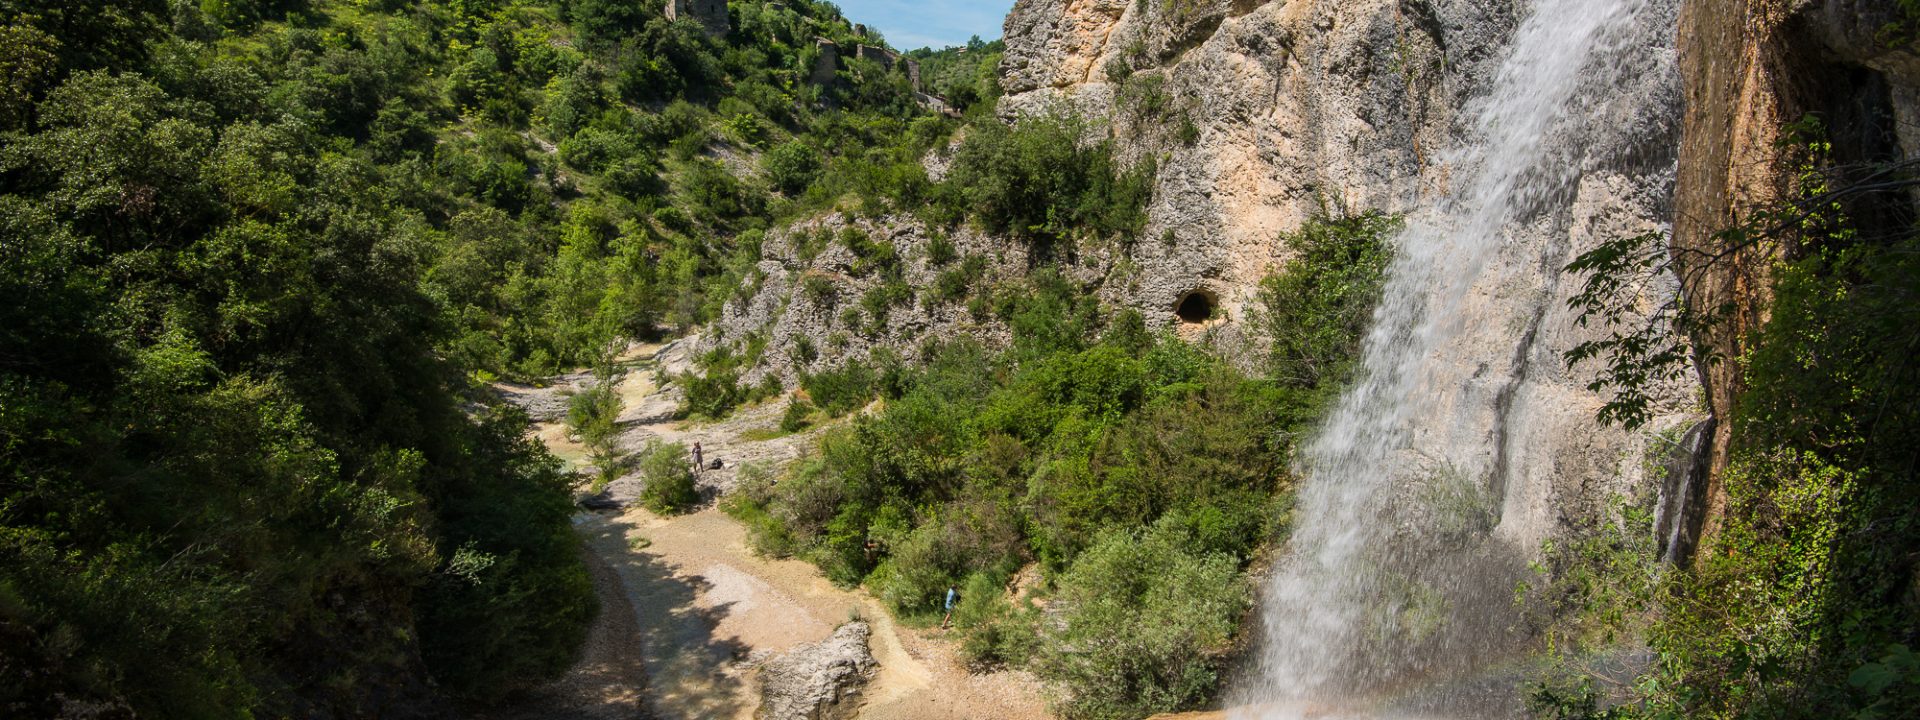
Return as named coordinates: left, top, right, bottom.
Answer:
left=757, top=622, right=876, bottom=720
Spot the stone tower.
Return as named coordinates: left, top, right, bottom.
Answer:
left=665, top=0, right=728, bottom=37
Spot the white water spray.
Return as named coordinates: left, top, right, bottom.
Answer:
left=1233, top=0, right=1670, bottom=716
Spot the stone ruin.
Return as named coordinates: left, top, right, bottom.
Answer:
left=665, top=0, right=728, bottom=37
left=808, top=39, right=924, bottom=96
left=810, top=37, right=840, bottom=86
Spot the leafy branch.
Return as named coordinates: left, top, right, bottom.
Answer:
left=1564, top=116, right=1920, bottom=429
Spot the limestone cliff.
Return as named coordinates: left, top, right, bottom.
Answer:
left=996, top=0, right=1701, bottom=550
left=998, top=0, right=1510, bottom=326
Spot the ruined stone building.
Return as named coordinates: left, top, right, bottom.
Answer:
left=665, top=0, right=728, bottom=37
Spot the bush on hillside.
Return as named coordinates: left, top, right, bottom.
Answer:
left=937, top=114, right=1154, bottom=249
left=763, top=140, right=822, bottom=195
left=1254, top=210, right=1399, bottom=392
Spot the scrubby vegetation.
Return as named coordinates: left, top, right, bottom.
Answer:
left=727, top=214, right=1399, bottom=718
left=934, top=113, right=1156, bottom=251
left=567, top=375, right=625, bottom=490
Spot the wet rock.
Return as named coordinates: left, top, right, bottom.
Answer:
left=757, top=622, right=875, bottom=720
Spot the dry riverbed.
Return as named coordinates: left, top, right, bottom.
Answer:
left=493, top=341, right=1050, bottom=719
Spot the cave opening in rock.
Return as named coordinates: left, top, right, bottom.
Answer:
left=1175, top=291, right=1215, bottom=324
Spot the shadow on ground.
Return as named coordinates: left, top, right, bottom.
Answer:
left=578, top=514, right=755, bottom=720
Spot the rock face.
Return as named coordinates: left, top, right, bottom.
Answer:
left=758, top=622, right=875, bottom=720
left=1000, top=0, right=1523, bottom=328
left=995, top=0, right=1701, bottom=552
left=701, top=212, right=1055, bottom=388
left=1671, top=0, right=1920, bottom=548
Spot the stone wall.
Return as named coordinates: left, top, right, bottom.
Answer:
left=666, top=0, right=729, bottom=37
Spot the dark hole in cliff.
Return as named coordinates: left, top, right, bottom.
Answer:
left=1175, top=291, right=1215, bottom=324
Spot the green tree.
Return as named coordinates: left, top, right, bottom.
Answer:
left=1253, top=210, right=1399, bottom=391
left=762, top=140, right=822, bottom=195
left=638, top=440, right=700, bottom=514
left=568, top=377, right=625, bottom=489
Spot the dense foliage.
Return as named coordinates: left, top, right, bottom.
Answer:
left=567, top=375, right=624, bottom=489
left=726, top=214, right=1399, bottom=719
left=934, top=113, right=1155, bottom=251
left=1254, top=209, right=1399, bottom=417
left=637, top=440, right=699, bottom=515
left=0, top=0, right=959, bottom=714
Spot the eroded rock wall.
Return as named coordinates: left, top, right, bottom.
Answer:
left=998, top=0, right=1701, bottom=551
left=1672, top=0, right=1920, bottom=550
left=999, top=0, right=1519, bottom=329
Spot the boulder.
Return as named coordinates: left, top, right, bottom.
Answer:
left=758, top=622, right=875, bottom=720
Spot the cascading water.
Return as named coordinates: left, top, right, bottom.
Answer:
left=1232, top=0, right=1676, bottom=716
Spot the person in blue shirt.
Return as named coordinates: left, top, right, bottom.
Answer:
left=941, top=585, right=958, bottom=629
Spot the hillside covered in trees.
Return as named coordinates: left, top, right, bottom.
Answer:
left=0, top=0, right=1000, bottom=715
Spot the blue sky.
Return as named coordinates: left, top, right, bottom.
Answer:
left=830, top=1, right=1017, bottom=51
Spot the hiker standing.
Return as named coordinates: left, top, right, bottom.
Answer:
left=691, top=442, right=703, bottom=475
left=941, top=585, right=958, bottom=629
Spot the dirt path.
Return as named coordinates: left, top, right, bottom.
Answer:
left=499, top=341, right=1052, bottom=720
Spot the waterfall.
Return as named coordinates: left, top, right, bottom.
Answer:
left=1232, top=0, right=1673, bottom=716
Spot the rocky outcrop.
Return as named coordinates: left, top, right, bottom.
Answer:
left=704, top=212, right=1066, bottom=387
left=1671, top=0, right=1920, bottom=549
left=757, top=622, right=875, bottom=720
left=665, top=0, right=729, bottom=37
left=998, top=0, right=1527, bottom=329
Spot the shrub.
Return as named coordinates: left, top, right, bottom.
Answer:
left=567, top=378, right=625, bottom=488
left=925, top=231, right=958, bottom=266
left=679, top=367, right=745, bottom=418
left=781, top=396, right=815, bottom=432
left=723, top=463, right=795, bottom=557
left=762, top=140, right=822, bottom=195
left=1031, top=518, right=1252, bottom=720
left=1254, top=210, right=1399, bottom=392
left=558, top=127, right=634, bottom=172
left=567, top=379, right=622, bottom=449
left=753, top=373, right=783, bottom=401
left=603, top=155, right=665, bottom=197
left=860, top=281, right=912, bottom=331
left=801, top=274, right=837, bottom=307
left=932, top=254, right=986, bottom=304
left=637, top=440, right=699, bottom=514
left=953, top=572, right=1037, bottom=670
left=938, top=113, right=1154, bottom=249
left=802, top=359, right=879, bottom=417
